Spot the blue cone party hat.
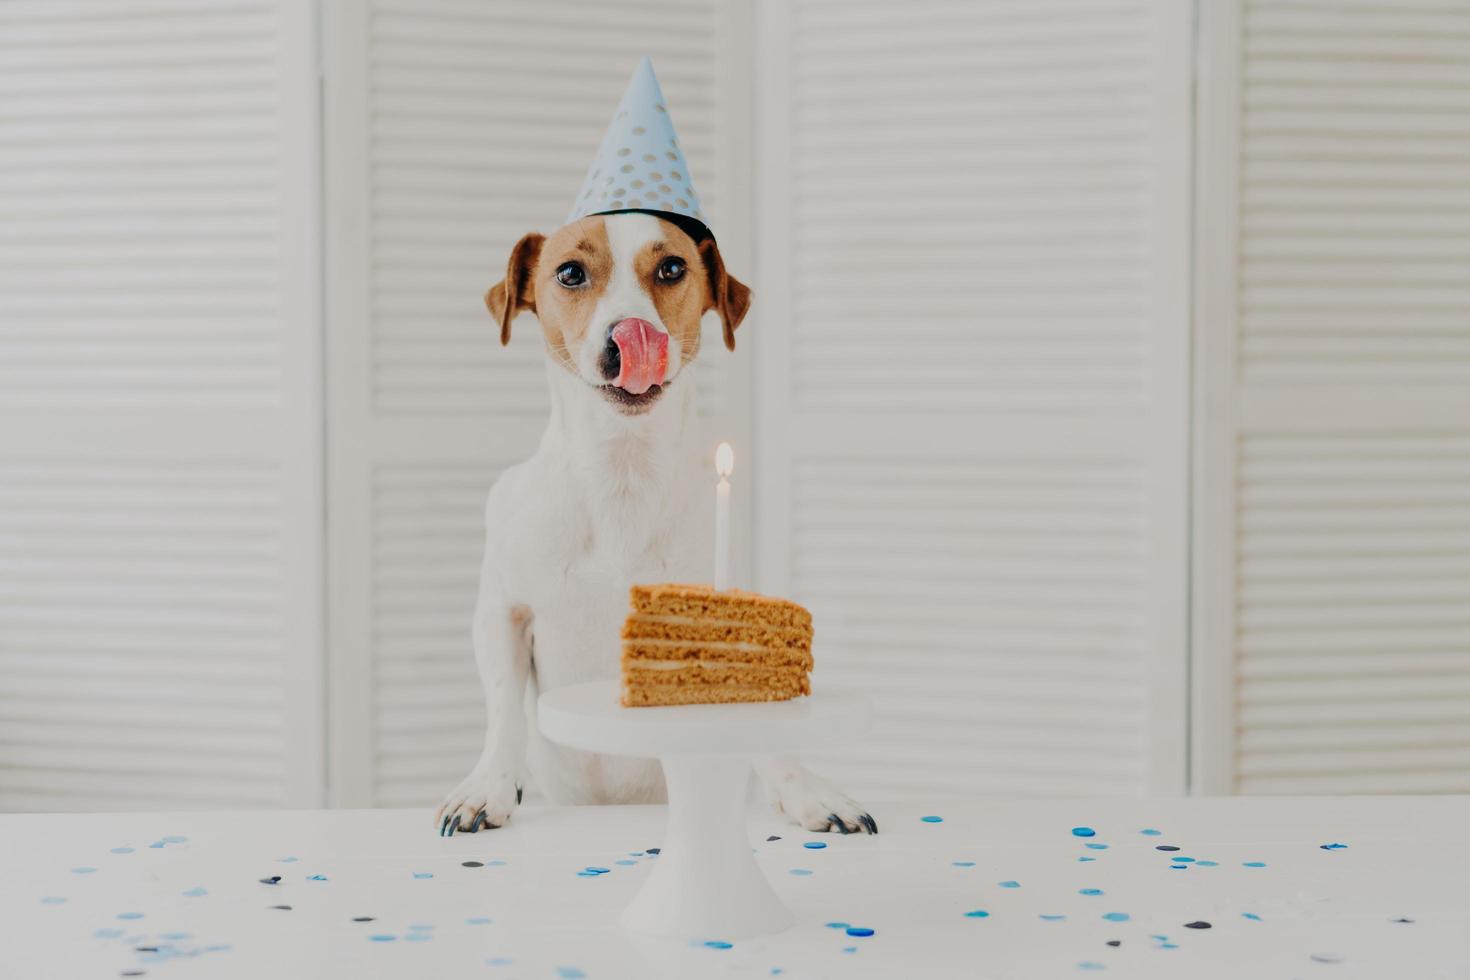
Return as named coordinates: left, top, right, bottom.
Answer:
left=566, top=57, right=711, bottom=241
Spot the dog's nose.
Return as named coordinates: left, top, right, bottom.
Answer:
left=599, top=328, right=621, bottom=381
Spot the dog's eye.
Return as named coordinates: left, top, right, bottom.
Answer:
left=655, top=257, right=686, bottom=283
left=555, top=262, right=587, bottom=288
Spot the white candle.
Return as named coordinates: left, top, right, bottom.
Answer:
left=714, top=442, right=733, bottom=591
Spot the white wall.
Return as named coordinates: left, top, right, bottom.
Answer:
left=2, top=0, right=1465, bottom=812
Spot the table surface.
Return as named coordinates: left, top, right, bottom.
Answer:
left=4, top=795, right=1466, bottom=979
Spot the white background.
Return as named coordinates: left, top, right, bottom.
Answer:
left=1, top=0, right=1466, bottom=812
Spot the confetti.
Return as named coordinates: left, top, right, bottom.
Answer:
left=161, top=835, right=188, bottom=844
left=352, top=916, right=375, bottom=922
left=40, top=896, right=66, bottom=905
left=1102, top=913, right=1130, bottom=922
left=766, top=836, right=781, bottom=842
left=368, top=935, right=395, bottom=943
left=1242, top=861, right=1266, bottom=868
left=1105, top=940, right=1122, bottom=947
left=704, top=940, right=733, bottom=949
left=645, top=847, right=661, bottom=855
left=182, top=887, right=207, bottom=897
left=1140, top=829, right=1162, bottom=836
left=462, top=861, right=484, bottom=868
left=788, top=868, right=813, bottom=876
left=411, top=872, right=433, bottom=879
left=555, top=969, right=587, bottom=979
left=117, top=912, right=144, bottom=920
left=270, top=905, right=291, bottom=911
left=486, top=958, right=514, bottom=967
left=110, top=847, right=134, bottom=854
left=1079, top=857, right=1097, bottom=863
left=584, top=867, right=611, bottom=874
left=1184, top=921, right=1211, bottom=930
left=1320, top=843, right=1348, bottom=851
left=307, top=875, right=327, bottom=882
left=1172, top=857, right=1195, bottom=863
left=803, top=842, right=827, bottom=850
left=1310, top=954, right=1343, bottom=965
left=1071, top=827, right=1096, bottom=837
left=1078, top=963, right=1106, bottom=971
left=466, top=917, right=492, bottom=925
left=1040, top=914, right=1067, bottom=922
left=964, top=910, right=990, bottom=918
left=1085, top=843, right=1109, bottom=850
left=1155, top=845, right=1180, bottom=852
left=1195, top=860, right=1218, bottom=867
left=846, top=927, right=874, bottom=937
left=920, top=816, right=944, bottom=823
left=1391, top=918, right=1414, bottom=924
left=1242, top=913, right=1262, bottom=921
left=259, top=876, right=282, bottom=885
left=952, top=860, right=975, bottom=867
left=1079, top=888, right=1104, bottom=896
left=825, top=922, right=850, bottom=929
left=998, top=880, right=1020, bottom=889
left=615, top=859, right=636, bottom=865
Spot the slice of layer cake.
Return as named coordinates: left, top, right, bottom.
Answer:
left=620, top=584, right=813, bottom=707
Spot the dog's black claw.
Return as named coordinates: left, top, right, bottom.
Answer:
left=859, top=813, right=878, bottom=834
left=516, top=785, right=524, bottom=805
left=468, top=809, right=487, bottom=833
left=449, top=814, right=463, bottom=836
left=829, top=812, right=852, bottom=834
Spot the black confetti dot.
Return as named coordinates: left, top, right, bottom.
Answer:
left=270, top=905, right=291, bottom=911
left=766, top=836, right=782, bottom=842
left=135, top=947, right=158, bottom=953
left=1391, top=917, right=1414, bottom=924
left=1184, top=921, right=1212, bottom=929
left=121, top=973, right=146, bottom=978
left=1105, top=940, right=1121, bottom=947
left=462, top=861, right=484, bottom=867
left=352, top=916, right=375, bottom=922
left=646, top=847, right=661, bottom=855
left=1155, top=845, right=1181, bottom=852
left=259, top=875, right=281, bottom=885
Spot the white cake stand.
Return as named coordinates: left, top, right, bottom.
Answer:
left=537, top=680, right=871, bottom=939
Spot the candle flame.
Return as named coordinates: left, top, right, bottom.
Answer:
left=715, top=441, right=734, bottom=478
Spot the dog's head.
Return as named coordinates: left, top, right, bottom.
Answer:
left=485, top=212, right=751, bottom=415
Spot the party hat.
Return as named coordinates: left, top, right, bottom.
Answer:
left=566, top=57, right=710, bottom=241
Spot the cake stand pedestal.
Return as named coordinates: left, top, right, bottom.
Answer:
left=538, top=680, right=871, bottom=939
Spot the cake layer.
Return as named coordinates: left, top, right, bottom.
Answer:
left=622, top=615, right=812, bottom=652
left=629, top=584, right=812, bottom=630
left=622, top=658, right=810, bottom=687
left=621, top=675, right=810, bottom=708
left=622, top=640, right=811, bottom=670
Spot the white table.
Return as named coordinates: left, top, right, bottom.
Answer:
left=4, top=796, right=1467, bottom=979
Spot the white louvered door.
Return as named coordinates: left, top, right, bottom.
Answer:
left=322, top=0, right=753, bottom=806
left=1194, top=1, right=1470, bottom=793
left=754, top=0, right=1192, bottom=798
left=0, top=1, right=323, bottom=810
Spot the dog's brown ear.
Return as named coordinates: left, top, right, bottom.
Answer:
left=484, top=232, right=545, bottom=346
left=698, top=238, right=752, bottom=351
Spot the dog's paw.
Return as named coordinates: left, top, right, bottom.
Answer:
left=435, top=770, right=522, bottom=837
left=767, top=768, right=877, bottom=835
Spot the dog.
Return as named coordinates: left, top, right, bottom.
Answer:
left=434, top=212, right=876, bottom=836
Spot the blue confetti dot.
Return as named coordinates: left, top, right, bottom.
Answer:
left=803, top=842, right=827, bottom=849
left=1243, top=861, right=1266, bottom=868
left=846, top=927, right=874, bottom=937
left=1320, top=842, right=1349, bottom=850
left=466, top=917, right=492, bottom=925
left=161, top=835, right=187, bottom=844
left=404, top=932, right=432, bottom=942
left=1169, top=864, right=1189, bottom=870
left=488, top=859, right=507, bottom=866
left=952, top=860, right=975, bottom=867
left=704, top=940, right=733, bottom=949
left=72, top=867, right=96, bottom=874
left=615, top=859, right=636, bottom=865
left=148, top=842, right=165, bottom=848
left=998, top=880, right=1020, bottom=888
left=585, top=866, right=611, bottom=874
left=964, top=909, right=990, bottom=918
left=1160, top=943, right=1179, bottom=949
left=1195, top=860, right=1218, bottom=867
left=307, top=874, right=328, bottom=881
left=1102, top=912, right=1130, bottom=922
left=1071, top=827, right=1096, bottom=837
left=40, top=896, right=66, bottom=905
left=1173, top=857, right=1195, bottom=863
left=160, top=932, right=191, bottom=941
left=1140, top=828, right=1162, bottom=836
left=1040, top=914, right=1067, bottom=921
left=555, top=969, right=586, bottom=979
left=1079, top=856, right=1097, bottom=862
left=1079, top=963, right=1106, bottom=972
left=920, top=815, right=943, bottom=823
left=771, top=970, right=784, bottom=976
left=824, top=922, right=850, bottom=929
left=842, top=946, right=857, bottom=954
left=117, top=912, right=144, bottom=920
left=109, top=847, right=134, bottom=854
left=575, top=871, right=600, bottom=877
left=278, top=856, right=298, bottom=863
left=789, top=868, right=813, bottom=876
left=1085, top=843, right=1109, bottom=850
left=369, top=934, right=395, bottom=942
left=1079, top=888, right=1104, bottom=896
left=486, top=958, right=513, bottom=967
left=412, top=872, right=433, bottom=879
left=182, top=887, right=207, bottom=897
left=1242, top=912, right=1262, bottom=921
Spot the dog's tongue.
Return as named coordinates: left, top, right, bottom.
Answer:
left=611, top=318, right=668, bottom=396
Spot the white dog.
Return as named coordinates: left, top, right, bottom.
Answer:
left=435, top=212, right=876, bottom=837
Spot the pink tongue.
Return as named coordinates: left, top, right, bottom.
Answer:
left=611, top=318, right=668, bottom=395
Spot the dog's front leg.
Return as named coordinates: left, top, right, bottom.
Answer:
left=435, top=577, right=533, bottom=836
left=753, top=756, right=878, bottom=835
